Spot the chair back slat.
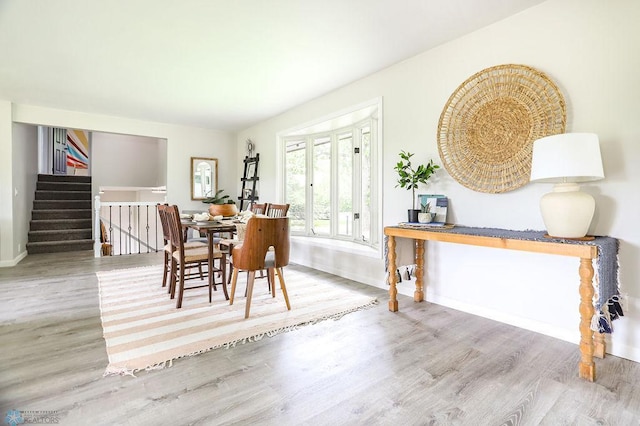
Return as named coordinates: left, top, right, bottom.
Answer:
left=157, top=204, right=171, bottom=243
left=165, top=205, right=186, bottom=257
left=251, top=202, right=269, bottom=215
left=267, top=203, right=290, bottom=218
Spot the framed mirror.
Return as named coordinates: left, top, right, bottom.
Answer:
left=191, top=157, right=218, bottom=200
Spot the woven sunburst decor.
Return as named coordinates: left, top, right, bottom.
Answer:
left=437, top=64, right=566, bottom=193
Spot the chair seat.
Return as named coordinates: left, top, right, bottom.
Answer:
left=164, top=241, right=207, bottom=253
left=173, top=246, right=222, bottom=263
left=186, top=240, right=209, bottom=248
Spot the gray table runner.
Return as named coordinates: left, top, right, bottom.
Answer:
left=384, top=226, right=622, bottom=333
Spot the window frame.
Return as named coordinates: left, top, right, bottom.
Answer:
left=277, top=98, right=382, bottom=251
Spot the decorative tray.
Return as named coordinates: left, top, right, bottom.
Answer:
left=398, top=222, right=455, bottom=230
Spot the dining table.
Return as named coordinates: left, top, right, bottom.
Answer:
left=182, top=219, right=237, bottom=300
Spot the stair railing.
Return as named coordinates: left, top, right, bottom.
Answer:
left=94, top=195, right=163, bottom=257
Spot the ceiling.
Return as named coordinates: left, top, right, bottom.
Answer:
left=0, top=0, right=546, bottom=132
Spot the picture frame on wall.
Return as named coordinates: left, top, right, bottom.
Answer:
left=418, top=194, right=448, bottom=224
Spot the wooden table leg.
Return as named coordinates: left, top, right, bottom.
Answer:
left=578, top=257, right=596, bottom=381
left=387, top=235, right=398, bottom=312
left=414, top=239, right=424, bottom=302
left=208, top=233, right=214, bottom=300
left=594, top=332, right=606, bottom=359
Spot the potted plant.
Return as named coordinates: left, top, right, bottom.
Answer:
left=418, top=202, right=435, bottom=224
left=394, top=150, right=439, bottom=222
left=202, top=189, right=238, bottom=217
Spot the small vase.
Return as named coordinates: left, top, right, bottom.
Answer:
left=418, top=212, right=434, bottom=223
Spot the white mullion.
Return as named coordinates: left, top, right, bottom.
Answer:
left=306, top=136, right=314, bottom=236
left=352, top=126, right=362, bottom=242
left=370, top=116, right=380, bottom=246
left=330, top=133, right=338, bottom=237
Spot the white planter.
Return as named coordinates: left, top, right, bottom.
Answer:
left=418, top=212, right=434, bottom=223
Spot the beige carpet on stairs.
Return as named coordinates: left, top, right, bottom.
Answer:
left=96, top=265, right=377, bottom=376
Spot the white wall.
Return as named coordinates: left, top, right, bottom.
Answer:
left=10, top=104, right=237, bottom=209
left=237, top=0, right=640, bottom=361
left=157, top=138, right=167, bottom=187
left=1, top=104, right=237, bottom=265
left=0, top=101, right=13, bottom=265
left=92, top=133, right=165, bottom=188
left=11, top=123, right=38, bottom=264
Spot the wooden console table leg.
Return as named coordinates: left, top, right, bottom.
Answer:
left=414, top=239, right=424, bottom=302
left=578, top=257, right=596, bottom=381
left=594, top=332, right=606, bottom=359
left=387, top=235, right=398, bottom=312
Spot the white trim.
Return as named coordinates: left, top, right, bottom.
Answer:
left=100, top=202, right=160, bottom=207
left=0, top=250, right=28, bottom=267
left=428, top=292, right=580, bottom=345
left=391, top=284, right=640, bottom=363
left=276, top=96, right=383, bottom=202
left=277, top=97, right=383, bottom=250
left=277, top=96, right=383, bottom=136
left=291, top=236, right=381, bottom=259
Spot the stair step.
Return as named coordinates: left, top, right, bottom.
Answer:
left=26, top=239, right=94, bottom=254
left=32, top=209, right=92, bottom=220
left=30, top=218, right=93, bottom=231
left=36, top=181, right=91, bottom=192
left=28, top=229, right=93, bottom=242
left=35, top=190, right=91, bottom=201
left=38, top=174, right=91, bottom=184
left=33, top=200, right=91, bottom=210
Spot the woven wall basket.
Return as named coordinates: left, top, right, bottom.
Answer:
left=437, top=64, right=566, bottom=193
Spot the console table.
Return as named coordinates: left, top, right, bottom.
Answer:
left=384, top=225, right=615, bottom=382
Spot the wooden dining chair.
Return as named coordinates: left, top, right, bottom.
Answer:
left=251, top=203, right=289, bottom=283
left=165, top=205, right=225, bottom=308
left=266, top=203, right=289, bottom=217
left=157, top=204, right=206, bottom=291
left=250, top=202, right=269, bottom=215
left=229, top=216, right=291, bottom=318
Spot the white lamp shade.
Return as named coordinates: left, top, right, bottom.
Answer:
left=530, top=133, right=604, bottom=183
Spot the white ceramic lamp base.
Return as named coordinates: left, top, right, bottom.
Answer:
left=539, top=183, right=595, bottom=238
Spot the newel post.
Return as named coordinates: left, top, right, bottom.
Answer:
left=94, top=195, right=101, bottom=258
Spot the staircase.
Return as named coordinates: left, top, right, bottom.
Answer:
left=27, top=175, right=94, bottom=254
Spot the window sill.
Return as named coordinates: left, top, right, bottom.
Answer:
left=291, top=236, right=381, bottom=259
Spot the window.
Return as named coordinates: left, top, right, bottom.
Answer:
left=280, top=100, right=380, bottom=249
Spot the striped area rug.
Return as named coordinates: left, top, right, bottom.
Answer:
left=97, top=265, right=377, bottom=376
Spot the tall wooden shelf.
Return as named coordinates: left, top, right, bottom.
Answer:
left=238, top=154, right=259, bottom=211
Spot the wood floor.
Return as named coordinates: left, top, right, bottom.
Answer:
left=1, top=252, right=639, bottom=425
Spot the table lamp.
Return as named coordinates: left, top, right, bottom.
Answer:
left=530, top=133, right=604, bottom=238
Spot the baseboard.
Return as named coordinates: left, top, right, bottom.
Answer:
left=294, top=259, right=382, bottom=289
left=427, top=292, right=580, bottom=346
left=0, top=250, right=28, bottom=268
left=291, top=258, right=640, bottom=364
left=605, top=294, right=640, bottom=363
left=396, top=279, right=640, bottom=363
